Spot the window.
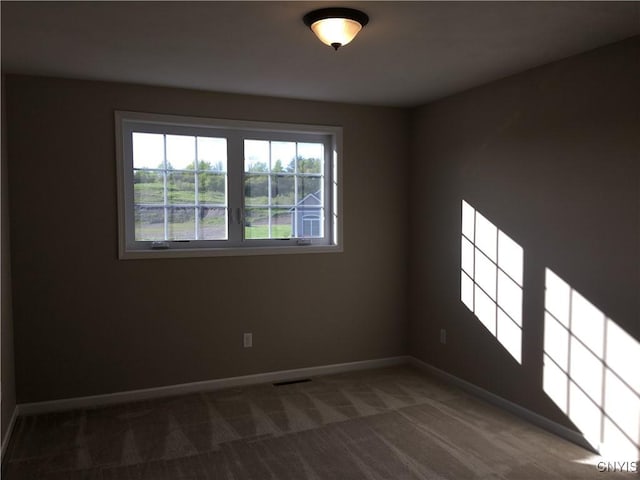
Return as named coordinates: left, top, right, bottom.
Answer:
left=460, top=200, right=524, bottom=363
left=116, top=112, right=342, bottom=258
left=302, top=215, right=321, bottom=237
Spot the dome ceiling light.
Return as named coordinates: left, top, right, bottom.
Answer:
left=303, top=7, right=369, bottom=51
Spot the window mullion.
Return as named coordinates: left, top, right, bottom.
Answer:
left=194, top=138, right=200, bottom=240
left=294, top=143, right=299, bottom=238
left=163, top=134, right=169, bottom=241
left=227, top=132, right=244, bottom=243
left=324, top=137, right=331, bottom=241
left=268, top=141, right=272, bottom=238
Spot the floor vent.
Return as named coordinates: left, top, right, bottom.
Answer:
left=273, top=378, right=311, bottom=387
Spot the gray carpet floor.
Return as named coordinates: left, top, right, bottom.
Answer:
left=2, top=365, right=633, bottom=479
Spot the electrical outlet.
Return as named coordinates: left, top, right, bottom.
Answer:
left=440, top=329, right=447, bottom=344
left=243, top=332, right=253, bottom=348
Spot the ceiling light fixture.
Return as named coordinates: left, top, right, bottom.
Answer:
left=303, top=7, right=369, bottom=51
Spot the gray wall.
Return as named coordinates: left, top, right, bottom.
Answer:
left=6, top=76, right=410, bottom=403
left=409, top=36, right=639, bottom=429
left=5, top=37, right=638, bottom=444
left=1, top=75, right=17, bottom=444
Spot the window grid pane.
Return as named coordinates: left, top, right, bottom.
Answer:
left=133, top=133, right=228, bottom=241
left=243, top=140, right=324, bottom=240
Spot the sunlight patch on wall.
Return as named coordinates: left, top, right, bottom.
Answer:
left=461, top=200, right=523, bottom=363
left=543, top=269, right=640, bottom=458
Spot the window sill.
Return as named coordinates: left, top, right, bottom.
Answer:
left=119, top=244, right=343, bottom=260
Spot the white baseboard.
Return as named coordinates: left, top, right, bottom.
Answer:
left=1, top=405, right=18, bottom=462
left=407, top=356, right=597, bottom=454
left=18, top=356, right=408, bottom=416
left=10, top=355, right=596, bottom=458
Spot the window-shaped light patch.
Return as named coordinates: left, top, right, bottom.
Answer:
left=543, top=269, right=639, bottom=459
left=460, top=201, right=523, bottom=363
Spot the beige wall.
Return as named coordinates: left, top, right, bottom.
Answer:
left=5, top=37, right=637, bottom=442
left=5, top=76, right=410, bottom=403
left=1, top=75, right=17, bottom=444
left=409, top=37, right=640, bottom=429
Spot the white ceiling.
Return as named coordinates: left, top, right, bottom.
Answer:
left=2, top=1, right=639, bottom=107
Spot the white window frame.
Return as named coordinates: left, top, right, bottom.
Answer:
left=115, top=111, right=342, bottom=259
